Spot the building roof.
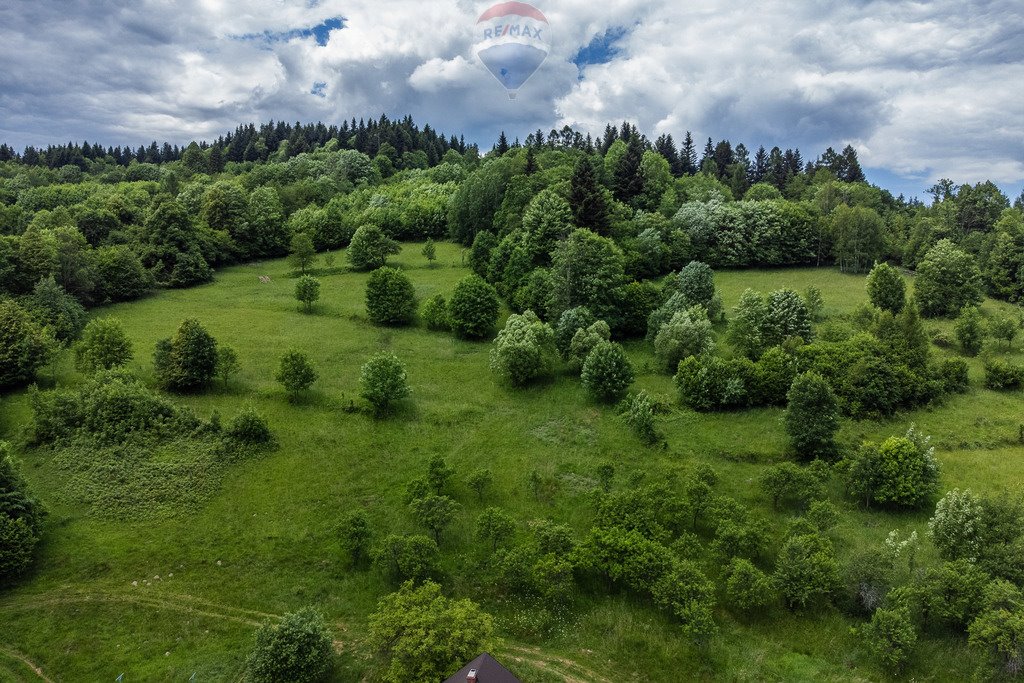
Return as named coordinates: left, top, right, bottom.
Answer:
left=444, top=652, right=522, bottom=683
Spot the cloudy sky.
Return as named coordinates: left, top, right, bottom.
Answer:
left=1, top=0, right=1022, bottom=200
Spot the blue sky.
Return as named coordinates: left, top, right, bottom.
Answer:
left=0, top=0, right=1021, bottom=202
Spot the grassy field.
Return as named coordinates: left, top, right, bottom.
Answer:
left=0, top=242, right=1022, bottom=681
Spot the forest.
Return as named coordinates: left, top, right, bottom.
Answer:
left=0, top=115, right=1023, bottom=681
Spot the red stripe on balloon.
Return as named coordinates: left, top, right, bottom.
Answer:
left=477, top=2, right=547, bottom=23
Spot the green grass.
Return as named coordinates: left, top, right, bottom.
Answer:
left=0, top=244, right=1022, bottom=681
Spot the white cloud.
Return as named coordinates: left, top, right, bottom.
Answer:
left=0, top=0, right=1020, bottom=195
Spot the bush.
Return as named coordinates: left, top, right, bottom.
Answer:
left=785, top=372, right=840, bottom=460
left=567, top=320, right=610, bottom=373
left=988, top=314, right=1019, bottom=349
left=340, top=511, right=371, bottom=567
left=654, top=305, right=714, bottom=372
left=93, top=245, right=152, bottom=302
left=581, top=341, right=634, bottom=403
left=153, top=319, right=218, bottom=393
left=29, top=276, right=86, bottom=342
left=368, top=580, right=494, bottom=683
left=0, top=300, right=50, bottom=388
left=621, top=390, right=661, bottom=445
left=476, top=507, right=517, bottom=550
left=489, top=311, right=558, bottom=387
left=676, top=260, right=716, bottom=310
left=724, top=557, right=775, bottom=612
left=276, top=350, right=315, bottom=397
left=421, top=294, right=451, bottom=331
left=934, top=357, right=970, bottom=394
left=448, top=275, right=499, bottom=339
left=347, top=224, right=400, bottom=271
left=246, top=607, right=333, bottom=683
left=774, top=532, right=841, bottom=609
left=846, top=426, right=940, bottom=509
left=858, top=607, right=917, bottom=673
left=365, top=267, right=416, bottom=326
left=294, top=275, right=321, bottom=313
left=225, top=408, right=274, bottom=447
left=954, top=306, right=985, bottom=356
left=984, top=358, right=1024, bottom=390
left=555, top=306, right=596, bottom=357
left=372, top=534, right=439, bottom=584
left=0, top=515, right=37, bottom=584
left=759, top=462, right=826, bottom=510
left=674, top=354, right=756, bottom=411
left=652, top=561, right=718, bottom=641
left=288, top=232, right=317, bottom=274
left=360, top=352, right=410, bottom=416
left=915, top=239, right=984, bottom=317
left=468, top=230, right=497, bottom=278
left=74, top=317, right=133, bottom=373
left=866, top=262, right=906, bottom=314
left=928, top=488, right=984, bottom=561
left=215, top=346, right=240, bottom=388
left=752, top=346, right=799, bottom=405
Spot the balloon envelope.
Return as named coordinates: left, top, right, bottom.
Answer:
left=475, top=2, right=549, bottom=97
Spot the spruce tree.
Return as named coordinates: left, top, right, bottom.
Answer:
left=613, top=136, right=645, bottom=204
left=570, top=155, right=611, bottom=234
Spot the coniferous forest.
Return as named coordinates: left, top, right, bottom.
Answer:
left=1, top=115, right=1023, bottom=681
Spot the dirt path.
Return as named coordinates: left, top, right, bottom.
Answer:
left=0, top=647, right=54, bottom=683
left=3, top=589, right=612, bottom=682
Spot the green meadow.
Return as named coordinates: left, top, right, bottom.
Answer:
left=1, top=241, right=1021, bottom=682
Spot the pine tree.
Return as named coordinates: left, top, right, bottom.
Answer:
left=495, top=131, right=509, bottom=157
left=655, top=134, right=682, bottom=176
left=841, top=145, right=865, bottom=182
left=680, top=132, right=697, bottom=175
left=570, top=155, right=611, bottom=234
left=701, top=137, right=715, bottom=168
left=613, top=136, right=645, bottom=204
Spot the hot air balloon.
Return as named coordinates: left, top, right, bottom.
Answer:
left=475, top=2, right=549, bottom=100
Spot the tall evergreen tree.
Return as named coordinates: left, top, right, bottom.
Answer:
left=655, top=134, right=682, bottom=176
left=495, top=131, right=509, bottom=157
left=570, top=155, right=611, bottom=235
left=680, top=132, right=697, bottom=175
left=613, top=136, right=645, bottom=204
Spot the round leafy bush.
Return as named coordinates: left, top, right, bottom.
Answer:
left=153, top=319, right=218, bottom=393
left=360, top=352, right=410, bottom=416
left=0, top=299, right=50, bottom=389
left=365, top=267, right=416, bottom=326
left=246, top=607, right=333, bottom=683
left=347, top=224, right=400, bottom=271
left=581, top=341, right=634, bottom=403
left=489, top=311, right=557, bottom=387
left=75, top=317, right=134, bottom=373
left=225, top=408, right=274, bottom=447
left=421, top=294, right=451, bottom=331
left=448, top=275, right=499, bottom=339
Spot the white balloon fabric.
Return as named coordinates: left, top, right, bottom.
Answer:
left=474, top=2, right=550, bottom=100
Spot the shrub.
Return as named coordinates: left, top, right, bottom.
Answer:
left=153, top=319, right=218, bottom=393
left=276, top=350, right=317, bottom=399
left=168, top=249, right=213, bottom=288
left=421, top=294, right=451, bottom=331
left=0, top=515, right=37, bottom=584
left=347, top=224, right=400, bottom=271
left=928, top=488, right=984, bottom=561
left=74, top=317, right=133, bottom=373
left=729, top=288, right=771, bottom=359
left=676, top=260, right=716, bottom=310
left=785, top=372, right=840, bottom=460
left=0, top=300, right=49, bottom=389
left=915, top=239, right=984, bottom=317
left=368, top=580, right=494, bottom=683
left=804, top=285, right=825, bottom=322
left=489, top=311, right=557, bottom=387
left=652, top=561, right=718, bottom=641
left=92, top=245, right=152, bottom=302
left=846, top=426, right=939, bottom=509
left=934, top=357, right=970, bottom=394
left=365, top=267, right=416, bottom=326
left=476, top=507, right=517, bottom=550
left=421, top=238, right=436, bottom=264
left=858, top=607, right=917, bottom=673
left=466, top=468, right=493, bottom=502
left=0, top=443, right=45, bottom=535
left=653, top=305, right=714, bottom=372
left=765, top=289, right=813, bottom=346
left=29, top=276, right=86, bottom=342
left=759, top=462, right=827, bottom=510
left=752, top=346, right=799, bottom=405
left=774, top=532, right=841, bottom=609
left=984, top=358, right=1024, bottom=390
left=360, top=352, right=410, bottom=416
left=288, top=232, right=317, bottom=274
left=555, top=306, right=596, bottom=357
left=294, top=275, right=321, bottom=313
left=468, top=230, right=497, bottom=278
left=215, top=346, right=240, bottom=388
left=954, top=306, right=985, bottom=356
left=621, top=390, right=661, bottom=445
left=988, top=314, right=1019, bottom=349
left=615, top=280, right=661, bottom=338
left=246, top=607, right=333, bottom=683
left=340, top=511, right=371, bottom=567
left=724, top=557, right=775, bottom=612
left=674, top=354, right=756, bottom=410
left=581, top=341, right=634, bottom=403
left=866, top=262, right=906, bottom=314
left=448, top=275, right=499, bottom=339
left=567, top=320, right=610, bottom=373
left=372, top=534, right=439, bottom=584
left=968, top=580, right=1024, bottom=676
left=225, top=408, right=274, bottom=447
